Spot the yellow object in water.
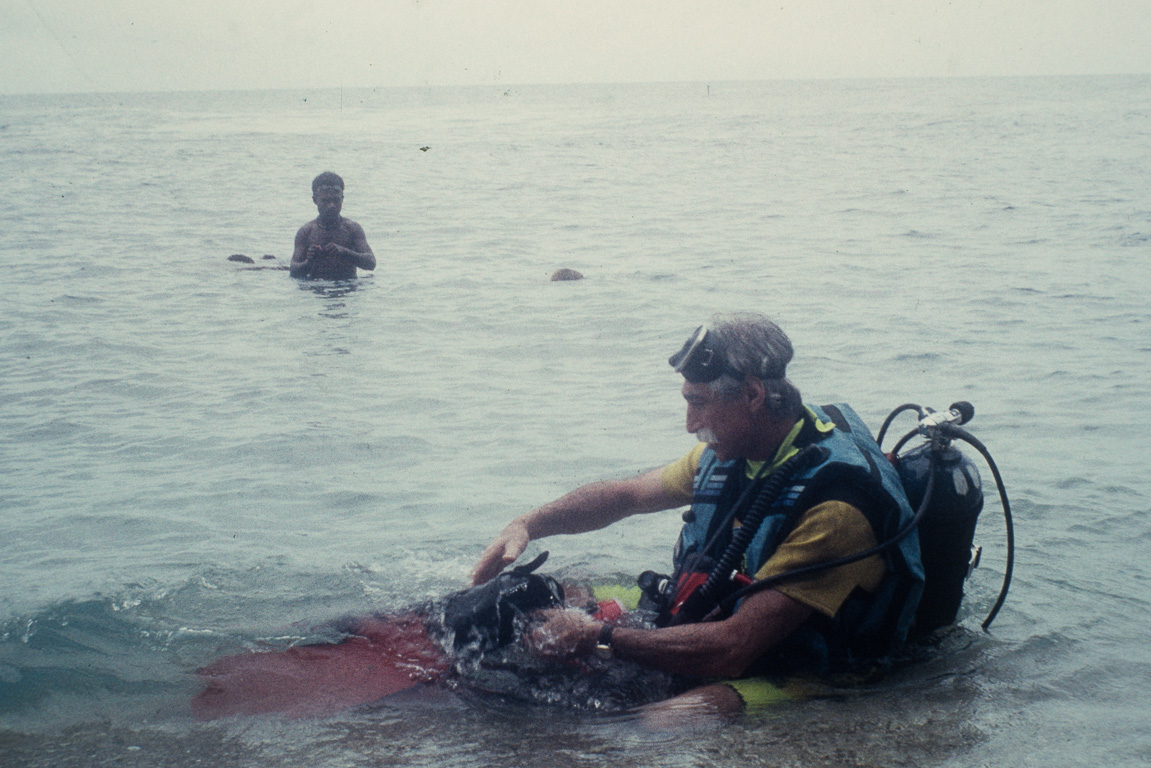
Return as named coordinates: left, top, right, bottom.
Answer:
left=591, top=584, right=644, bottom=610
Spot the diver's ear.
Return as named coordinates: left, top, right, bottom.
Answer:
left=743, top=376, right=766, bottom=412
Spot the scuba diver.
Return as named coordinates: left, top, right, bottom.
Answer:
left=195, top=312, right=1009, bottom=720
left=472, top=312, right=929, bottom=717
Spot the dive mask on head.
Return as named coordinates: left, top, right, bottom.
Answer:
left=668, top=325, right=739, bottom=383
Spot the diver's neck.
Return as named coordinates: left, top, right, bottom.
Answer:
left=743, top=414, right=797, bottom=463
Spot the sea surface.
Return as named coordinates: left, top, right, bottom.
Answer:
left=1, top=77, right=1149, bottom=766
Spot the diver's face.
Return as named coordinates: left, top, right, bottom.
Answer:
left=314, top=189, right=343, bottom=223
left=682, top=380, right=754, bottom=462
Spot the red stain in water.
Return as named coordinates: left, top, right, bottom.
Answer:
left=191, top=613, right=450, bottom=719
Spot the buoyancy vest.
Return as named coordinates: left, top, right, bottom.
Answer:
left=672, top=403, right=925, bottom=672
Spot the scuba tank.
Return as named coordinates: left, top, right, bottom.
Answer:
left=893, top=442, right=985, bottom=635
left=894, top=441, right=983, bottom=634
left=878, top=401, right=1014, bottom=633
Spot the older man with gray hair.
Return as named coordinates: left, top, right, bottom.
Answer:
left=471, top=312, right=923, bottom=716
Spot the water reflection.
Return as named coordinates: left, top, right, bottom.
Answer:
left=298, top=278, right=364, bottom=320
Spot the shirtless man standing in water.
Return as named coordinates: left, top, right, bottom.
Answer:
left=290, top=172, right=377, bottom=280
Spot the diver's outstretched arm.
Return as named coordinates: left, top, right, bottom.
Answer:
left=471, top=467, right=678, bottom=585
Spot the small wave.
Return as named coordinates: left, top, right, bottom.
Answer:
left=891, top=352, right=943, bottom=363
left=55, top=294, right=103, bottom=303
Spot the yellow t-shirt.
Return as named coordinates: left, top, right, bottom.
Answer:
left=659, top=437, right=885, bottom=618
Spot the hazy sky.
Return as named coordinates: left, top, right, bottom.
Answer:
left=3, top=0, right=1149, bottom=94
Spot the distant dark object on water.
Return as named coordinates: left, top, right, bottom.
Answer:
left=420, top=146, right=431, bottom=152
left=228, top=254, right=289, bottom=271
left=551, top=268, right=584, bottom=282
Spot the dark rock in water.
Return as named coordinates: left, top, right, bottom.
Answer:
left=550, top=268, right=584, bottom=282
left=228, top=254, right=255, bottom=264
left=420, top=146, right=431, bottom=152
left=262, top=254, right=276, bottom=260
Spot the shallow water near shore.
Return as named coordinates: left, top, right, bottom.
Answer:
left=2, top=77, right=1150, bottom=766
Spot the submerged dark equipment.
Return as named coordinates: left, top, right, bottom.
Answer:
left=438, top=552, right=564, bottom=653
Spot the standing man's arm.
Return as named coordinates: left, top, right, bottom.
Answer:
left=471, top=467, right=681, bottom=586
left=290, top=225, right=316, bottom=278
left=326, top=221, right=375, bottom=271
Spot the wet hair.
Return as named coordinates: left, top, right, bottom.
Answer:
left=706, top=312, right=802, bottom=417
left=311, top=171, right=345, bottom=194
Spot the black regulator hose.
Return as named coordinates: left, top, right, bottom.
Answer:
left=876, top=403, right=923, bottom=448
left=888, top=427, right=921, bottom=458
left=681, top=444, right=828, bottom=619
left=944, top=424, right=1015, bottom=631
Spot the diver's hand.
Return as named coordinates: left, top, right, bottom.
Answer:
left=527, top=608, right=599, bottom=660
left=470, top=521, right=530, bottom=585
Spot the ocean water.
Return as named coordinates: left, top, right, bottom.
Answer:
left=1, top=76, right=1149, bottom=766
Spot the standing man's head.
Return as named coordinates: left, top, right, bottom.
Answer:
left=311, top=171, right=345, bottom=226
left=670, top=313, right=803, bottom=460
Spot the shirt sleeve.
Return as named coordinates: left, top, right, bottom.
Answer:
left=659, top=442, right=707, bottom=503
left=753, top=500, right=886, bottom=618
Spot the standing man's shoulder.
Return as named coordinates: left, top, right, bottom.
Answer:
left=295, top=219, right=318, bottom=239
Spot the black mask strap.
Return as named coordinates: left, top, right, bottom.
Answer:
left=669, top=325, right=737, bottom=383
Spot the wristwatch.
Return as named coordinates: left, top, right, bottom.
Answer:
left=593, top=623, right=615, bottom=660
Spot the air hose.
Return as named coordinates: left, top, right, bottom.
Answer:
left=939, top=425, right=1014, bottom=630
left=670, top=444, right=827, bottom=625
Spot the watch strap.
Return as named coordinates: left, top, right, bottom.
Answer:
left=594, top=623, right=615, bottom=658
